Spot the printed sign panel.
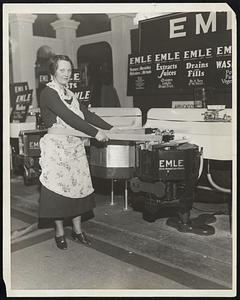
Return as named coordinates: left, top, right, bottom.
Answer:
left=172, top=101, right=194, bottom=108
left=10, top=82, right=29, bottom=108
left=66, top=69, right=91, bottom=105
left=10, top=90, right=33, bottom=123
left=127, top=12, right=232, bottom=96
left=38, top=72, right=51, bottom=85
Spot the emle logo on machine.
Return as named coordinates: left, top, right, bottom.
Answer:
left=159, top=159, right=185, bottom=170
left=29, top=141, right=40, bottom=150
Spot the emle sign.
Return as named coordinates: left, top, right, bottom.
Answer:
left=169, top=12, right=232, bottom=39
left=67, top=69, right=91, bottom=103
left=127, top=11, right=232, bottom=97
left=159, top=159, right=185, bottom=170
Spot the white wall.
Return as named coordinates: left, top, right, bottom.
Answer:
left=32, top=36, right=63, bottom=56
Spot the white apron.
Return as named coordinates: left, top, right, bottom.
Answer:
left=39, top=81, right=94, bottom=198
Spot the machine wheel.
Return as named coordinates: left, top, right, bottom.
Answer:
left=142, top=193, right=159, bottom=223
left=128, top=192, right=145, bottom=212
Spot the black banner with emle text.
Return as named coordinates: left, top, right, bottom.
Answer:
left=127, top=12, right=232, bottom=96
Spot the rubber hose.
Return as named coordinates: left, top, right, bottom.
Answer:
left=207, top=160, right=231, bottom=194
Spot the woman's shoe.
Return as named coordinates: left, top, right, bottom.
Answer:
left=72, top=231, right=91, bottom=246
left=55, top=235, right=68, bottom=250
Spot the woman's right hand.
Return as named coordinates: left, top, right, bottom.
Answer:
left=95, top=130, right=109, bottom=142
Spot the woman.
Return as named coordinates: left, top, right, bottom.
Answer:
left=39, top=55, right=114, bottom=250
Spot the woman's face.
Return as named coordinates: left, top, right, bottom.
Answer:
left=53, top=60, right=72, bottom=87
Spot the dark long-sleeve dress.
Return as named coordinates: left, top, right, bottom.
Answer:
left=38, top=83, right=112, bottom=226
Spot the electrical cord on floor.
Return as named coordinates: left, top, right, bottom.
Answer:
left=192, top=206, right=225, bottom=215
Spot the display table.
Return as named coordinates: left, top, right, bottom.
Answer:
left=145, top=108, right=233, bottom=161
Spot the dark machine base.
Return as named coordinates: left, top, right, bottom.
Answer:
left=166, top=217, right=215, bottom=236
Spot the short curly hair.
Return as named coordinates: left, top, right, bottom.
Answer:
left=48, top=55, right=74, bottom=76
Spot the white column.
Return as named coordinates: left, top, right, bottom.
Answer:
left=108, top=14, right=135, bottom=107
left=51, top=14, right=80, bottom=66
left=9, top=14, right=38, bottom=107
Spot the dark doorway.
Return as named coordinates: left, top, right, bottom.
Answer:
left=77, top=42, right=113, bottom=107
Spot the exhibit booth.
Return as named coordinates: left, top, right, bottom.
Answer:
left=9, top=11, right=233, bottom=233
